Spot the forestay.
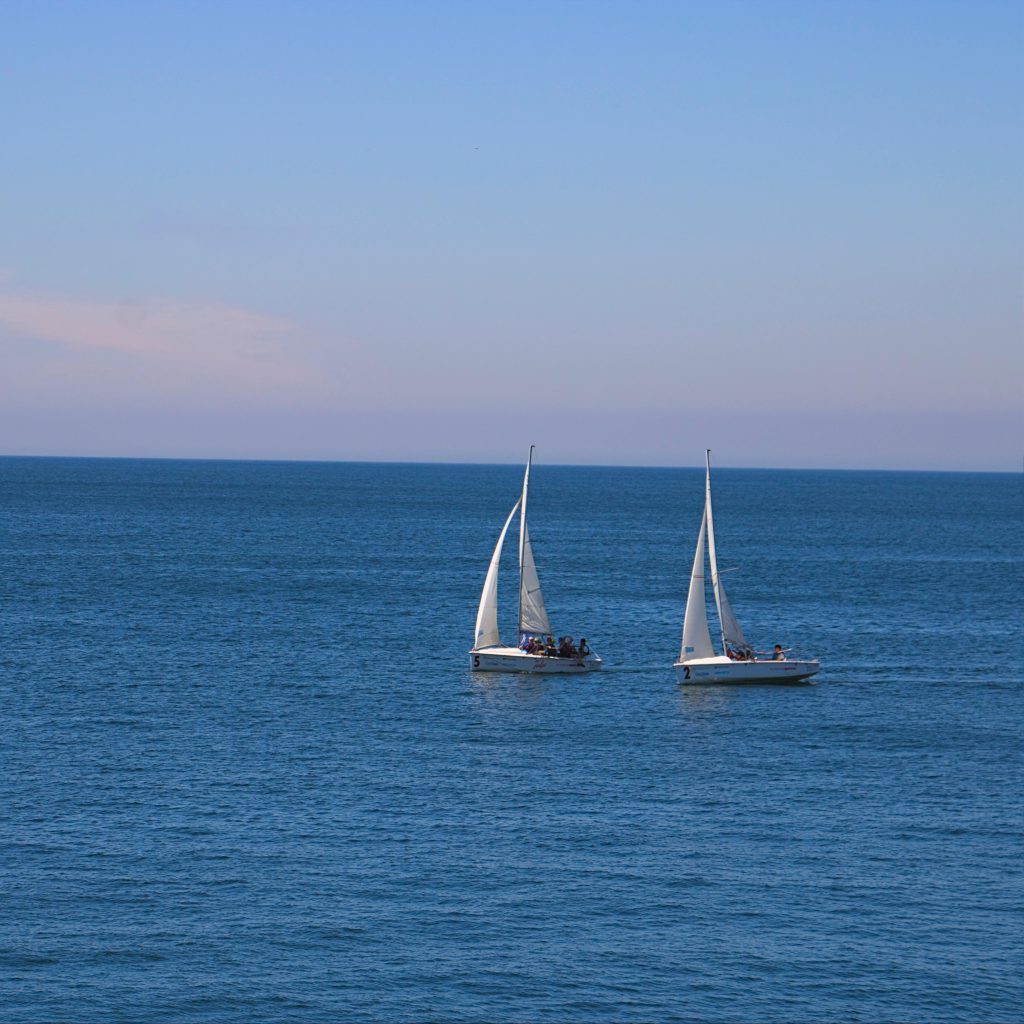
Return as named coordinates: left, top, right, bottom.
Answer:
left=473, top=500, right=520, bottom=649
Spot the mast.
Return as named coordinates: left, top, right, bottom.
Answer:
left=517, top=445, right=534, bottom=637
left=704, top=448, right=727, bottom=655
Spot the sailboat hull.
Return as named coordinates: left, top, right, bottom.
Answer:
left=470, top=647, right=602, bottom=673
left=674, top=656, right=819, bottom=685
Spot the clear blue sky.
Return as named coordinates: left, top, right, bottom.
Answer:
left=1, top=0, right=1020, bottom=469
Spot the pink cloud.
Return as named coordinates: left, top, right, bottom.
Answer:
left=0, top=289, right=323, bottom=400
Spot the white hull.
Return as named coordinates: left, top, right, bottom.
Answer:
left=674, top=655, right=819, bottom=685
left=470, top=646, right=602, bottom=673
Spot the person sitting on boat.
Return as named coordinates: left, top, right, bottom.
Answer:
left=544, top=635, right=557, bottom=657
left=773, top=644, right=785, bottom=660
left=578, top=638, right=590, bottom=657
left=519, top=633, right=530, bottom=651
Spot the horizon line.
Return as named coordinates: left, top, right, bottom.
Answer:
left=1, top=452, right=1018, bottom=476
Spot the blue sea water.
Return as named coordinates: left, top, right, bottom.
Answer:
left=1, top=457, right=1021, bottom=1023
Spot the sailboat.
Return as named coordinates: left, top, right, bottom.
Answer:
left=469, top=447, right=601, bottom=673
left=674, top=451, right=820, bottom=684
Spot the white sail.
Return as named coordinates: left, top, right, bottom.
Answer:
left=519, top=521, right=552, bottom=636
left=473, top=499, right=520, bottom=649
left=680, top=506, right=715, bottom=661
left=517, top=445, right=552, bottom=637
left=714, top=577, right=748, bottom=652
left=704, top=451, right=750, bottom=654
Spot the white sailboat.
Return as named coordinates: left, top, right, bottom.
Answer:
left=674, top=451, right=819, bottom=684
left=469, top=447, right=601, bottom=673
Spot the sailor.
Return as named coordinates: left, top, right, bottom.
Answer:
left=773, top=644, right=785, bottom=660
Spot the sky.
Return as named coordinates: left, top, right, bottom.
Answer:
left=1, top=0, right=1020, bottom=470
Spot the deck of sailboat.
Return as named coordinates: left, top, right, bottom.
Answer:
left=470, top=646, right=602, bottom=673
left=674, top=655, right=819, bottom=684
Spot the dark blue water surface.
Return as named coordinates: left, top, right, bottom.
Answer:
left=1, top=457, right=1021, bottom=1023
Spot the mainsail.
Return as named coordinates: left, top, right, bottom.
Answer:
left=704, top=451, right=750, bottom=654
left=680, top=506, right=715, bottom=662
left=473, top=500, right=520, bottom=649
left=517, top=447, right=552, bottom=635
left=519, top=521, right=551, bottom=636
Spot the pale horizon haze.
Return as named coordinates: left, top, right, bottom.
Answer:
left=2, top=1, right=1021, bottom=471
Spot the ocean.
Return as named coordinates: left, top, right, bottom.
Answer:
left=1, top=457, right=1021, bottom=1022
